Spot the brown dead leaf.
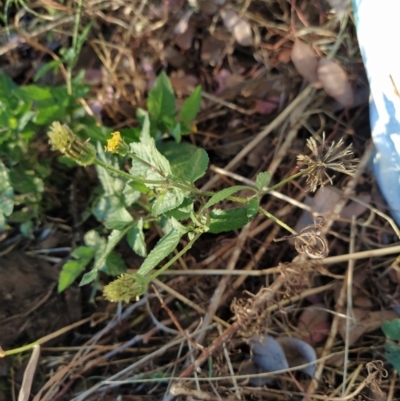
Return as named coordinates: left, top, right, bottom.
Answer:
left=298, top=303, right=331, bottom=344
left=291, top=40, right=319, bottom=84
left=318, top=58, right=354, bottom=107
left=221, top=9, right=252, bottom=47
left=338, top=309, right=398, bottom=345
left=201, top=35, right=226, bottom=66
left=176, top=23, right=194, bottom=51
left=174, top=9, right=194, bottom=35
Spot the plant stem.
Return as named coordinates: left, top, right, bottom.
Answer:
left=258, top=207, right=298, bottom=236
left=147, top=232, right=202, bottom=281
left=263, top=170, right=304, bottom=193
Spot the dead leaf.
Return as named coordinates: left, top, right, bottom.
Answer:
left=254, top=98, right=279, bottom=115
left=298, top=303, right=331, bottom=344
left=176, top=23, right=194, bottom=51
left=291, top=40, right=319, bottom=84
left=221, top=9, right=252, bottom=47
left=338, top=309, right=398, bottom=345
left=318, top=58, right=354, bottom=107
left=277, top=337, right=317, bottom=377
left=201, top=35, right=226, bottom=66
left=174, top=9, right=194, bottom=35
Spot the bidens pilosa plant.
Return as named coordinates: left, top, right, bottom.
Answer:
left=47, top=73, right=359, bottom=302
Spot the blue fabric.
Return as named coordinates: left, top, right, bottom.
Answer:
left=352, top=0, right=400, bottom=225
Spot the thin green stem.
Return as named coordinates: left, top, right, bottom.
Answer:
left=263, top=171, right=304, bottom=193
left=258, top=207, right=298, bottom=236
left=147, top=232, right=202, bottom=281
left=94, top=159, right=165, bottom=185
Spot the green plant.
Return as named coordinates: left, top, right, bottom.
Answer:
left=48, top=73, right=359, bottom=301
left=382, top=319, right=400, bottom=374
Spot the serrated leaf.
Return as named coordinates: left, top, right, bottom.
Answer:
left=152, top=188, right=186, bottom=216
left=58, top=246, right=95, bottom=292
left=127, top=218, right=147, bottom=257
left=160, top=141, right=208, bottom=183
left=130, top=115, right=172, bottom=183
left=203, top=185, right=253, bottom=209
left=180, top=85, right=202, bottom=124
left=184, top=148, right=208, bottom=183
left=0, top=160, right=14, bottom=229
left=164, top=198, right=194, bottom=220
left=208, top=208, right=251, bottom=233
left=94, top=195, right=133, bottom=230
left=246, top=197, right=259, bottom=219
left=137, top=227, right=184, bottom=276
left=256, top=171, right=271, bottom=191
left=147, top=71, right=176, bottom=119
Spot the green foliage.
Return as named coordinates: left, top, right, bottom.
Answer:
left=39, top=70, right=301, bottom=301
left=208, top=208, right=252, bottom=233
left=382, top=319, right=400, bottom=374
left=256, top=171, right=272, bottom=191
left=203, top=185, right=255, bottom=209
left=146, top=72, right=202, bottom=139
left=0, top=160, right=14, bottom=230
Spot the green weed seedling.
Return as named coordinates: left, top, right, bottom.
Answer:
left=382, top=319, right=400, bottom=374
left=48, top=73, right=359, bottom=302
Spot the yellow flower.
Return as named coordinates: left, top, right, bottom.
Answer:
left=47, top=122, right=96, bottom=166
left=105, top=131, right=129, bottom=156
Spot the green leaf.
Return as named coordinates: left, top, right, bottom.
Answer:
left=58, top=246, right=95, bottom=292
left=171, top=123, right=181, bottom=142
left=147, top=71, right=176, bottom=119
left=382, top=319, right=400, bottom=340
left=180, top=85, right=202, bottom=124
left=102, top=251, right=127, bottom=276
left=137, top=226, right=184, bottom=276
left=152, top=188, right=186, bottom=216
left=246, top=197, right=259, bottom=219
left=127, top=218, right=147, bottom=257
left=385, top=340, right=400, bottom=374
left=0, top=160, right=14, bottom=229
left=164, top=197, right=194, bottom=220
left=382, top=319, right=400, bottom=374
left=181, top=148, right=209, bottom=184
left=80, top=227, right=132, bottom=285
left=203, top=185, right=253, bottom=209
left=208, top=208, right=251, bottom=234
left=158, top=141, right=199, bottom=180
left=94, top=195, right=133, bottom=230
left=256, top=171, right=271, bottom=191
left=130, top=129, right=172, bottom=183
left=33, top=60, right=62, bottom=82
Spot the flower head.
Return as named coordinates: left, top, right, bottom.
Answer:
left=297, top=134, right=359, bottom=192
left=104, top=131, right=129, bottom=156
left=103, top=273, right=148, bottom=303
left=47, top=122, right=96, bottom=166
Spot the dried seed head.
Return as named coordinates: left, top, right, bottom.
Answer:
left=47, top=122, right=96, bottom=166
left=297, top=134, right=359, bottom=192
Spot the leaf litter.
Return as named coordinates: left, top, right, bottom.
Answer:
left=1, top=0, right=400, bottom=400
